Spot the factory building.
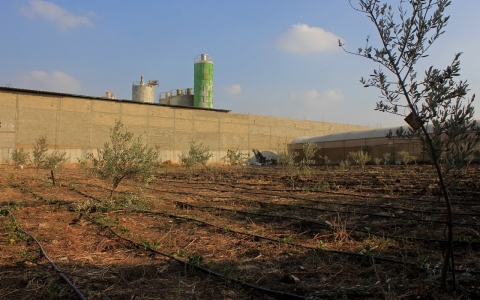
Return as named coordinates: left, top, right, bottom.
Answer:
left=0, top=54, right=372, bottom=164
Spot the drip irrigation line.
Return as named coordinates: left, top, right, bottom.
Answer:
left=83, top=180, right=479, bottom=220
left=220, top=197, right=473, bottom=234
left=133, top=208, right=409, bottom=265
left=69, top=183, right=479, bottom=278
left=207, top=195, right=479, bottom=220
left=70, top=184, right=480, bottom=244
left=131, top=208, right=480, bottom=275
left=209, top=197, right=480, bottom=228
left=0, top=201, right=44, bottom=209
left=64, top=187, right=480, bottom=273
left=89, top=217, right=306, bottom=300
left=148, top=184, right=423, bottom=216
left=297, top=188, right=480, bottom=206
left=7, top=210, right=86, bottom=300
left=69, top=186, right=102, bottom=202
left=68, top=185, right=479, bottom=248
left=137, top=184, right=480, bottom=228
left=271, top=192, right=479, bottom=217
left=172, top=188, right=480, bottom=225
left=9, top=182, right=70, bottom=206
left=6, top=184, right=83, bottom=213
left=160, top=181, right=480, bottom=219
left=144, top=182, right=476, bottom=227
left=63, top=186, right=480, bottom=245
left=164, top=179, right=480, bottom=207
left=171, top=200, right=480, bottom=246
left=49, top=181, right=480, bottom=224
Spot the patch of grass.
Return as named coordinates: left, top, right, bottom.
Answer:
left=46, top=279, right=62, bottom=299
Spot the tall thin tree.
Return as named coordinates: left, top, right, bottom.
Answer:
left=342, top=0, right=480, bottom=290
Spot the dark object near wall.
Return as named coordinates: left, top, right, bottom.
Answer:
left=252, top=149, right=267, bottom=164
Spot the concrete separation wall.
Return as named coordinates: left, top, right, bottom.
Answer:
left=0, top=88, right=372, bottom=164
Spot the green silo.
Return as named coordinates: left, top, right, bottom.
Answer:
left=194, top=54, right=213, bottom=108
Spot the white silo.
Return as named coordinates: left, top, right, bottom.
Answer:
left=132, top=76, right=158, bottom=103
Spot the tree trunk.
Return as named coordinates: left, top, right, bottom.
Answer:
left=50, top=170, right=56, bottom=186
left=438, top=180, right=456, bottom=290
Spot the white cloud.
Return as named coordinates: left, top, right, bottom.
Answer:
left=223, top=84, right=242, bottom=95
left=21, top=71, right=81, bottom=93
left=276, top=24, right=340, bottom=54
left=290, top=89, right=344, bottom=108
left=20, top=0, right=94, bottom=30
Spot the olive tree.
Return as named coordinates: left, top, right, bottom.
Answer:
left=178, top=140, right=213, bottom=170
left=222, top=149, right=247, bottom=166
left=10, top=148, right=29, bottom=168
left=32, top=135, right=48, bottom=171
left=302, top=142, right=319, bottom=166
left=397, top=150, right=416, bottom=165
left=80, top=120, right=161, bottom=199
left=44, top=149, right=68, bottom=186
left=30, top=134, right=68, bottom=185
left=342, top=0, right=480, bottom=290
left=349, top=149, right=371, bottom=171
left=277, top=142, right=300, bottom=189
left=300, top=142, right=319, bottom=176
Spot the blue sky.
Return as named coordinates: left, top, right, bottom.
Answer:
left=1, top=0, right=479, bottom=127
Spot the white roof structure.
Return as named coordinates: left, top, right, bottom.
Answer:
left=292, top=119, right=480, bottom=146
left=291, top=125, right=409, bottom=144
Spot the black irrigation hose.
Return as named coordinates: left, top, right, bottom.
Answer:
left=69, top=186, right=430, bottom=246
left=70, top=184, right=480, bottom=245
left=88, top=217, right=306, bottom=300
left=7, top=210, right=86, bottom=300
left=274, top=191, right=479, bottom=217
left=60, top=185, right=480, bottom=248
left=131, top=209, right=407, bottom=265
left=171, top=200, right=480, bottom=246
left=204, top=195, right=479, bottom=223
left=69, top=186, right=102, bottom=202
left=7, top=184, right=293, bottom=299
left=35, top=181, right=480, bottom=225
left=86, top=179, right=477, bottom=222
left=201, top=189, right=476, bottom=224
left=8, top=182, right=71, bottom=206
left=140, top=185, right=480, bottom=228
left=0, top=201, right=43, bottom=208
left=165, top=179, right=480, bottom=206
left=206, top=197, right=480, bottom=228
left=130, top=209, right=414, bottom=267
left=78, top=183, right=447, bottom=230
left=62, top=185, right=480, bottom=276
left=132, top=208, right=480, bottom=275
left=102, top=182, right=480, bottom=237
left=265, top=187, right=480, bottom=206
left=160, top=180, right=480, bottom=220
left=212, top=193, right=450, bottom=217
left=7, top=178, right=477, bottom=295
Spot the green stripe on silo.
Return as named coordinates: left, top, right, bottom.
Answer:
left=194, top=61, right=214, bottom=108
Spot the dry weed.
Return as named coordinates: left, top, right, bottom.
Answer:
left=332, top=214, right=354, bottom=244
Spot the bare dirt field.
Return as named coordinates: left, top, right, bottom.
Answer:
left=1, top=164, right=479, bottom=299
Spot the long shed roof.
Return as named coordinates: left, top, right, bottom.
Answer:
left=292, top=119, right=480, bottom=145
left=291, top=126, right=407, bottom=144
